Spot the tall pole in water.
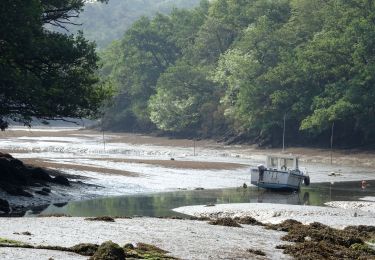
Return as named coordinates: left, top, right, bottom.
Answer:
left=101, top=119, right=106, bottom=152
left=330, top=122, right=335, bottom=165
left=103, top=130, right=106, bottom=152
left=193, top=139, right=196, bottom=156
left=282, top=112, right=286, bottom=153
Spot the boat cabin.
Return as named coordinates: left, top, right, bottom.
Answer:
left=266, top=155, right=299, bottom=171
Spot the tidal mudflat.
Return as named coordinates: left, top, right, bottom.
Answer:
left=1, top=127, right=375, bottom=259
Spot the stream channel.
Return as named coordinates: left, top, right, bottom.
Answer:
left=26, top=180, right=375, bottom=217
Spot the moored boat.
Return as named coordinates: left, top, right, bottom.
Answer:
left=251, top=155, right=309, bottom=191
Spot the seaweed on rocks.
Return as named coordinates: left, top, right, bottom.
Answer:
left=273, top=220, right=375, bottom=259
left=234, top=216, right=263, bottom=226
left=90, top=241, right=124, bottom=260
left=247, top=249, right=266, bottom=256
left=208, top=217, right=242, bottom=227
left=85, top=216, right=115, bottom=222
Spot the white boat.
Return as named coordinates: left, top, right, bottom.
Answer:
left=251, top=155, right=309, bottom=191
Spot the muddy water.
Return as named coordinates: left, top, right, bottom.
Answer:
left=28, top=180, right=375, bottom=217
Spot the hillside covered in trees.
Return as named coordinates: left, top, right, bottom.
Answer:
left=100, top=0, right=375, bottom=148
left=59, top=0, right=201, bottom=48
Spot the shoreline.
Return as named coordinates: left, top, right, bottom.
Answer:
left=0, top=128, right=374, bottom=259
left=1, top=128, right=375, bottom=216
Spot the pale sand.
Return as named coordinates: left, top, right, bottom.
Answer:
left=0, top=217, right=289, bottom=260
left=325, top=200, right=375, bottom=213
left=173, top=203, right=375, bottom=228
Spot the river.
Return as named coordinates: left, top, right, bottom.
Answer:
left=1, top=127, right=374, bottom=216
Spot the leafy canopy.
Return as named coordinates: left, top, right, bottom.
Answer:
left=0, top=0, right=110, bottom=126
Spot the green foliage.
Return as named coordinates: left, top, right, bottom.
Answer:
left=0, top=0, right=110, bottom=126
left=102, top=0, right=375, bottom=146
left=149, top=62, right=217, bottom=133
left=57, top=0, right=202, bottom=49
left=101, top=3, right=209, bottom=131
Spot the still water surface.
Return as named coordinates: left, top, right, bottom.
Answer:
left=28, top=180, right=375, bottom=217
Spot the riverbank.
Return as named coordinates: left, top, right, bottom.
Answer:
left=0, top=127, right=375, bottom=213
left=0, top=127, right=375, bottom=259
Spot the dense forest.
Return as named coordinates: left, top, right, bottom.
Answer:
left=100, top=0, right=375, bottom=148
left=56, top=0, right=201, bottom=48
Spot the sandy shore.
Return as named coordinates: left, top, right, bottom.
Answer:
left=0, top=217, right=288, bottom=260
left=173, top=202, right=375, bottom=228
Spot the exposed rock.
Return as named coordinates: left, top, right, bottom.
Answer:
left=234, top=216, right=263, bottom=226
left=0, top=198, right=10, bottom=213
left=35, top=190, right=49, bottom=196
left=136, top=243, right=168, bottom=254
left=247, top=249, right=266, bottom=256
left=30, top=167, right=52, bottom=182
left=90, top=241, right=125, bottom=260
left=85, top=216, right=115, bottom=222
left=1, top=184, right=33, bottom=197
left=123, top=243, right=134, bottom=250
left=42, top=188, right=51, bottom=193
left=52, top=175, right=70, bottom=186
left=208, top=217, right=242, bottom=227
left=0, top=153, right=68, bottom=198
left=71, top=243, right=99, bottom=256
left=275, top=220, right=375, bottom=259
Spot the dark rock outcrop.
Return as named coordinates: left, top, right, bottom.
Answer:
left=52, top=175, right=70, bottom=186
left=0, top=152, right=70, bottom=199
left=0, top=198, right=10, bottom=213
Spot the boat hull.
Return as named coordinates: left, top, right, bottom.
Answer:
left=251, top=169, right=305, bottom=191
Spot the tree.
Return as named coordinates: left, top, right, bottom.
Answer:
left=101, top=4, right=208, bottom=131
left=149, top=62, right=217, bottom=133
left=0, top=0, right=110, bottom=127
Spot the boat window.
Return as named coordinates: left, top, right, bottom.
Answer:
left=269, top=157, right=278, bottom=168
left=280, top=158, right=294, bottom=169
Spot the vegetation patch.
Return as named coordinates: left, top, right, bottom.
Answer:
left=123, top=242, right=177, bottom=259
left=0, top=237, right=30, bottom=247
left=188, top=216, right=211, bottom=221
left=38, top=213, right=71, bottom=217
left=85, top=216, right=115, bottom=222
left=247, top=249, right=266, bottom=256
left=234, top=216, right=263, bottom=226
left=90, top=241, right=125, bottom=260
left=208, top=217, right=242, bottom=228
left=71, top=243, right=99, bottom=256
left=271, top=220, right=375, bottom=259
left=0, top=238, right=178, bottom=259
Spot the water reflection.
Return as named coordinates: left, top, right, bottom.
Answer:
left=28, top=180, right=375, bottom=217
